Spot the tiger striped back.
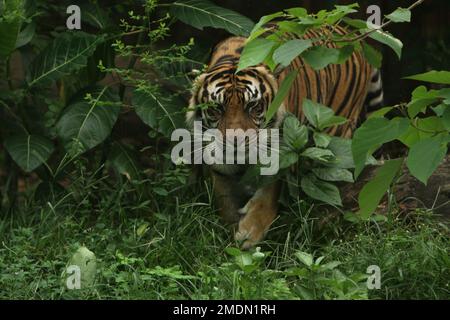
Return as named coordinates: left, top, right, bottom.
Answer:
left=187, top=26, right=383, bottom=138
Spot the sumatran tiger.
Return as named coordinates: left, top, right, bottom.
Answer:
left=186, top=27, right=384, bottom=249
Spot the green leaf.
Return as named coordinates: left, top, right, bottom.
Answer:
left=312, top=167, right=354, bottom=183
left=313, top=132, right=331, bottom=148
left=0, top=20, right=21, bottom=58
left=56, top=87, right=120, bottom=152
left=303, top=98, right=332, bottom=128
left=283, top=115, right=308, bottom=150
left=369, top=30, right=403, bottom=59
left=357, top=158, right=403, bottom=219
left=302, top=98, right=346, bottom=130
left=27, top=32, right=104, bottom=87
left=247, top=12, right=284, bottom=42
left=265, top=70, right=298, bottom=124
left=286, top=8, right=308, bottom=18
left=81, top=3, right=114, bottom=30
left=301, top=174, right=342, bottom=206
left=170, top=0, right=254, bottom=36
left=301, top=147, right=335, bottom=162
left=108, top=142, right=141, bottom=181
left=5, top=134, right=54, bottom=172
left=335, top=45, right=355, bottom=64
left=385, top=7, right=411, bottom=23
left=15, top=22, right=35, bottom=49
left=273, top=39, right=312, bottom=67
left=406, top=136, right=447, bottom=185
left=352, top=117, right=409, bottom=178
left=326, top=137, right=354, bottom=169
left=237, top=38, right=276, bottom=71
left=133, top=89, right=185, bottom=137
left=442, top=107, right=450, bottom=131
left=403, top=71, right=450, bottom=85
left=295, top=251, right=314, bottom=267
left=361, top=42, right=382, bottom=68
left=279, top=147, right=299, bottom=169
left=302, top=46, right=340, bottom=70
left=406, top=86, right=441, bottom=117
left=224, top=247, right=242, bottom=257
left=368, top=106, right=395, bottom=119
left=399, top=117, right=446, bottom=147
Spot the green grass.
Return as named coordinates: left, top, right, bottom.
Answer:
left=0, top=168, right=449, bottom=300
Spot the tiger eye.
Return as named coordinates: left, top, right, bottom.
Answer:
left=248, top=101, right=264, bottom=117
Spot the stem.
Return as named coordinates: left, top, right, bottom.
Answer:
left=342, top=0, right=426, bottom=43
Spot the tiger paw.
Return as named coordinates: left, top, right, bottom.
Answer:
left=234, top=210, right=272, bottom=249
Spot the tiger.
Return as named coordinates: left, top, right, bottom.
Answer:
left=186, top=27, right=384, bottom=249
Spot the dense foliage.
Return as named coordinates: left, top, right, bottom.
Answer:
left=0, top=0, right=448, bottom=300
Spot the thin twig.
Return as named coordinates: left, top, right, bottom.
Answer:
left=342, top=0, right=426, bottom=43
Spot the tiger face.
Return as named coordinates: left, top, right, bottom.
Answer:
left=186, top=64, right=284, bottom=176
left=186, top=65, right=286, bottom=134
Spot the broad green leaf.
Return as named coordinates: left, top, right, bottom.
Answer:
left=352, top=117, right=409, bottom=178
left=357, top=158, right=403, bottom=219
left=133, top=89, right=185, bottom=137
left=442, top=107, right=450, bottom=130
left=302, top=98, right=333, bottom=128
left=247, top=12, right=284, bottom=42
left=368, top=106, right=395, bottom=119
left=335, top=45, right=355, bottom=64
left=0, top=0, right=24, bottom=57
left=302, top=46, right=340, bottom=70
left=407, top=98, right=437, bottom=118
left=302, top=98, right=345, bottom=130
left=301, top=147, right=335, bottom=162
left=369, top=30, right=403, bottom=59
left=265, top=70, right=297, bottom=124
left=224, top=247, right=242, bottom=257
left=170, top=0, right=254, bottom=36
left=361, top=42, right=382, bottom=68
left=385, top=7, right=411, bottom=23
left=279, top=148, right=299, bottom=169
left=403, top=71, right=450, bottom=85
left=5, top=134, right=54, bottom=172
left=67, top=246, right=97, bottom=288
left=301, top=174, right=342, bottom=206
left=406, top=86, right=441, bottom=117
left=283, top=115, right=308, bottom=150
left=326, top=137, right=355, bottom=169
left=15, top=22, right=35, bottom=49
left=286, top=8, right=308, bottom=18
left=56, top=87, right=120, bottom=152
left=108, top=142, right=141, bottom=181
left=0, top=21, right=21, bottom=58
left=342, top=17, right=368, bottom=29
left=295, top=251, right=313, bottom=267
left=399, top=117, right=446, bottom=147
left=237, top=38, right=276, bottom=71
left=277, top=21, right=308, bottom=35
left=81, top=3, right=114, bottom=30
left=325, top=4, right=359, bottom=24
left=28, top=32, right=104, bottom=87
left=406, top=136, right=447, bottom=185
left=320, top=116, right=347, bottom=129
left=312, top=167, right=354, bottom=183
left=432, top=104, right=446, bottom=117
left=313, top=132, right=331, bottom=148
left=273, top=39, right=312, bottom=67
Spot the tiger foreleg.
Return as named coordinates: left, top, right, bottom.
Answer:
left=212, top=172, right=246, bottom=224
left=235, top=181, right=281, bottom=249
